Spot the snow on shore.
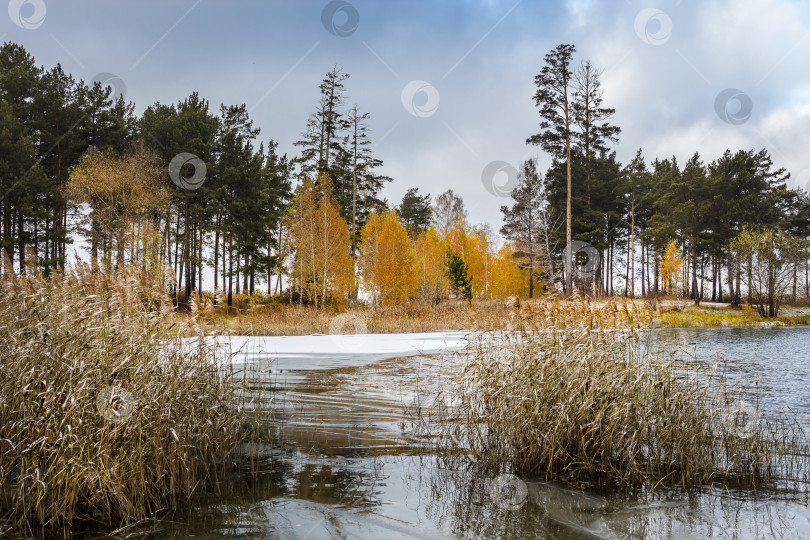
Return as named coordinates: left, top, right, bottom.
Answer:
left=209, top=331, right=471, bottom=370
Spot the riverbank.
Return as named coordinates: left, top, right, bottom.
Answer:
left=206, top=299, right=512, bottom=336
left=655, top=300, right=810, bottom=327
left=203, top=296, right=810, bottom=335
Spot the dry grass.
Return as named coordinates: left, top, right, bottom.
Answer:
left=0, top=251, right=264, bottom=537
left=425, top=296, right=808, bottom=488
left=209, top=298, right=513, bottom=336
left=651, top=299, right=810, bottom=328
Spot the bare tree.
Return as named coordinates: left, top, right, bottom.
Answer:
left=432, top=189, right=467, bottom=235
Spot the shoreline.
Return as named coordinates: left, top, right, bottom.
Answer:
left=199, top=298, right=810, bottom=336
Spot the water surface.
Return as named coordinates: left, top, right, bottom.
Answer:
left=136, top=328, right=810, bottom=539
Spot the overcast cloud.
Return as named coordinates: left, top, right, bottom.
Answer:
left=5, top=0, right=810, bottom=234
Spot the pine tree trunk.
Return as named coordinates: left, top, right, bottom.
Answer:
left=198, top=225, right=203, bottom=293
left=629, top=195, right=635, bottom=297
left=564, top=84, right=572, bottom=294
left=625, top=233, right=631, bottom=296
left=214, top=212, right=220, bottom=295
left=691, top=235, right=699, bottom=305
left=228, top=233, right=233, bottom=307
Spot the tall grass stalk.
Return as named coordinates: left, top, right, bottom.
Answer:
left=431, top=296, right=808, bottom=488
left=0, top=250, right=262, bottom=537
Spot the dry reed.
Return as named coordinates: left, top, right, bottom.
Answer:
left=216, top=298, right=512, bottom=336
left=428, top=295, right=808, bottom=488
left=0, top=250, right=260, bottom=537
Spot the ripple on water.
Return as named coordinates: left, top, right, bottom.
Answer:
left=151, top=329, right=810, bottom=539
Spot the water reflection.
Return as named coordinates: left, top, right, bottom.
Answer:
left=134, top=455, right=810, bottom=539
left=418, top=460, right=810, bottom=539
left=111, top=328, right=810, bottom=539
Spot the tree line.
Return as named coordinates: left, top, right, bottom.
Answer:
left=4, top=40, right=809, bottom=311
left=500, top=43, right=810, bottom=312
left=0, top=43, right=526, bottom=306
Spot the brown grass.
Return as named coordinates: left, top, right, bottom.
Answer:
left=0, top=251, right=267, bottom=537
left=206, top=298, right=514, bottom=336
left=423, top=296, right=808, bottom=488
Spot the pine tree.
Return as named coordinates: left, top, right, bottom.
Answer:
left=527, top=43, right=576, bottom=292
left=572, top=61, right=620, bottom=207
left=294, top=66, right=350, bottom=176
left=445, top=248, right=472, bottom=300
left=337, top=104, right=390, bottom=252
left=398, top=187, right=432, bottom=238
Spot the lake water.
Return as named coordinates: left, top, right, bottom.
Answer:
left=137, top=328, right=810, bottom=539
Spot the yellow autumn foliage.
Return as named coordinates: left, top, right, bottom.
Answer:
left=414, top=226, right=449, bottom=301
left=66, top=142, right=166, bottom=269
left=491, top=244, right=529, bottom=298
left=359, top=210, right=419, bottom=305
left=283, top=174, right=352, bottom=307
left=659, top=240, right=683, bottom=296
left=444, top=219, right=501, bottom=299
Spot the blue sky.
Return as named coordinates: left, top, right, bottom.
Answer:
left=4, top=0, right=810, bottom=233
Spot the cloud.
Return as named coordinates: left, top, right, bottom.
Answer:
left=6, top=0, right=809, bottom=232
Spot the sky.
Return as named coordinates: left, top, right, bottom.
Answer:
left=4, top=0, right=810, bottom=237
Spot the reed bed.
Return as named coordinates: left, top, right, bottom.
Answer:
left=429, top=295, right=808, bottom=488
left=0, top=251, right=262, bottom=537
left=216, top=299, right=512, bottom=336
